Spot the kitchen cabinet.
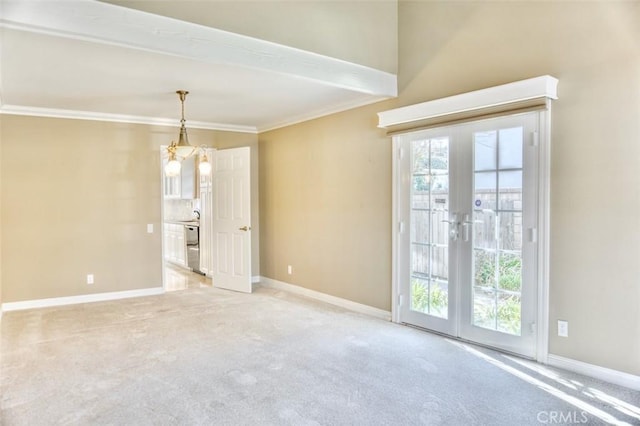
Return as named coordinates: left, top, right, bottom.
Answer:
left=163, top=175, right=180, bottom=198
left=163, top=223, right=187, bottom=267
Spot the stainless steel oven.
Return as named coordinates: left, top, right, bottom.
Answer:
left=185, top=225, right=202, bottom=274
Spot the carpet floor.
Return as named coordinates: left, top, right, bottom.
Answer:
left=1, top=285, right=638, bottom=425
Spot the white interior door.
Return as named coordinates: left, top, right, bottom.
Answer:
left=396, top=112, right=540, bottom=358
left=212, top=147, right=252, bottom=293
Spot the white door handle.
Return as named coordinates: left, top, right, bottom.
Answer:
left=462, top=214, right=482, bottom=242
left=442, top=213, right=459, bottom=241
left=462, top=215, right=472, bottom=242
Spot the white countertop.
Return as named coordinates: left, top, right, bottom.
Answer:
left=165, top=220, right=199, bottom=227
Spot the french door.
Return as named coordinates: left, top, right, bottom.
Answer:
left=395, top=112, right=540, bottom=358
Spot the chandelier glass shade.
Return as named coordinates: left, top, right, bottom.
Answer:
left=164, top=90, right=211, bottom=177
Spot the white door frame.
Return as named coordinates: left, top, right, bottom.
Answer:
left=383, top=76, right=557, bottom=363
left=391, top=110, right=551, bottom=362
left=535, top=105, right=551, bottom=363
left=160, top=146, right=253, bottom=293
left=160, top=145, right=169, bottom=292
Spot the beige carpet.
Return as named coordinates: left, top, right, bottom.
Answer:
left=1, top=285, right=638, bottom=425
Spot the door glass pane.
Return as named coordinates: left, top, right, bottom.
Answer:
left=411, top=244, right=430, bottom=276
left=497, top=294, right=521, bottom=335
left=472, top=127, right=523, bottom=336
left=473, top=287, right=497, bottom=330
left=473, top=210, right=496, bottom=250
left=474, top=171, right=496, bottom=190
left=499, top=212, right=522, bottom=251
left=411, top=210, right=430, bottom=244
left=411, top=278, right=430, bottom=314
left=474, top=250, right=496, bottom=289
left=498, top=127, right=523, bottom=169
left=474, top=131, right=497, bottom=171
left=498, top=252, right=521, bottom=292
left=413, top=140, right=429, bottom=174
left=474, top=171, right=496, bottom=211
left=410, top=137, right=449, bottom=319
left=412, top=175, right=430, bottom=200
left=499, top=171, right=522, bottom=210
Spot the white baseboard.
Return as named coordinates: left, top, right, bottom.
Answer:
left=259, top=276, right=391, bottom=321
left=251, top=275, right=261, bottom=284
left=1, top=287, right=165, bottom=312
left=547, top=354, right=640, bottom=391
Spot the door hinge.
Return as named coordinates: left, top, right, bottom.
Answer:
left=398, top=221, right=405, bottom=233
left=529, top=227, right=538, bottom=243
left=531, top=131, right=539, bottom=147
left=530, top=322, right=537, bottom=334
left=398, top=294, right=403, bottom=307
left=398, top=147, right=405, bottom=160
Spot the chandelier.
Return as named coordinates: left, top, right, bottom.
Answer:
left=164, top=90, right=212, bottom=177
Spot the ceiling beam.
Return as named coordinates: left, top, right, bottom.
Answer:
left=1, top=0, right=397, bottom=98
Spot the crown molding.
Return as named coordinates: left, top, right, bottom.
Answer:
left=0, top=0, right=397, bottom=98
left=0, top=104, right=258, bottom=134
left=0, top=97, right=394, bottom=134
left=257, top=95, right=390, bottom=133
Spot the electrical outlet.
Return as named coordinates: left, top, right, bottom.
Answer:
left=87, top=274, right=94, bottom=285
left=557, top=320, right=568, bottom=337
left=287, top=265, right=293, bottom=275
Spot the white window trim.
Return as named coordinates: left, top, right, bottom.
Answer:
left=381, top=76, right=558, bottom=363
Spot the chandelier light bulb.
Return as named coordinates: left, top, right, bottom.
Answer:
left=199, top=155, right=212, bottom=175
left=165, top=158, right=181, bottom=177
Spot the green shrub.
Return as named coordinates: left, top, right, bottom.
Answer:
left=474, top=295, right=521, bottom=335
left=411, top=279, right=447, bottom=316
left=474, top=251, right=521, bottom=292
left=498, top=254, right=521, bottom=292
left=497, top=296, right=521, bottom=334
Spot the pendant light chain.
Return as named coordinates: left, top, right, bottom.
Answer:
left=179, top=90, right=188, bottom=127
left=164, top=90, right=212, bottom=177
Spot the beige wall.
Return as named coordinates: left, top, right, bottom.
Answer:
left=1, top=115, right=258, bottom=302
left=260, top=103, right=391, bottom=310
left=102, top=0, right=398, bottom=74
left=260, top=1, right=640, bottom=375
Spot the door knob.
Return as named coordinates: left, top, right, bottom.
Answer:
left=239, top=226, right=251, bottom=231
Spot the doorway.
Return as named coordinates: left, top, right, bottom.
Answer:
left=394, top=112, right=541, bottom=358
left=160, top=146, right=253, bottom=294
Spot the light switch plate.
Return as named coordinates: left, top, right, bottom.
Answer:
left=558, top=320, right=568, bottom=337
left=147, top=224, right=154, bottom=233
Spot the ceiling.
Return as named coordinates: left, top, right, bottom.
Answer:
left=0, top=0, right=397, bottom=133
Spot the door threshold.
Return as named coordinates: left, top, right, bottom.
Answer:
left=401, top=322, right=535, bottom=361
